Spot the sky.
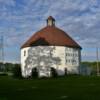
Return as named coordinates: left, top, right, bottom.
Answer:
left=0, top=0, right=100, bottom=63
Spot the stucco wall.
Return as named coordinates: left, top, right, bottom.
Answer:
left=21, top=47, right=30, bottom=77
left=21, top=46, right=81, bottom=77
left=65, top=47, right=80, bottom=74
left=52, top=46, right=66, bottom=75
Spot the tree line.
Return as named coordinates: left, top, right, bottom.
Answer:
left=81, top=61, right=100, bottom=75
left=81, top=61, right=99, bottom=69
left=0, top=62, right=20, bottom=72
left=0, top=62, right=21, bottom=78
left=0, top=61, right=99, bottom=78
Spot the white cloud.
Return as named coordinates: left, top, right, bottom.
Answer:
left=0, top=0, right=100, bottom=62
left=0, top=0, right=15, bottom=6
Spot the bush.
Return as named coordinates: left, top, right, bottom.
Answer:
left=13, top=64, right=22, bottom=78
left=51, top=67, right=58, bottom=77
left=0, top=72, right=8, bottom=76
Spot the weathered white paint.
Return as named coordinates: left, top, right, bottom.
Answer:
left=21, top=47, right=30, bottom=77
left=21, top=46, right=81, bottom=77
left=65, top=47, right=81, bottom=74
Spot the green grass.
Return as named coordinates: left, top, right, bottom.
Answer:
left=0, top=76, right=100, bottom=100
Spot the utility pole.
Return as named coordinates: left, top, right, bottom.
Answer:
left=0, top=35, right=5, bottom=72
left=96, top=47, right=99, bottom=76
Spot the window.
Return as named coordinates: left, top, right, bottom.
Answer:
left=24, top=50, right=26, bottom=56
left=75, top=54, right=77, bottom=57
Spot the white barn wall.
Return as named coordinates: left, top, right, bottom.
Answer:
left=21, top=46, right=81, bottom=77
left=52, top=46, right=66, bottom=75
left=65, top=47, right=80, bottom=74
left=21, top=47, right=30, bottom=77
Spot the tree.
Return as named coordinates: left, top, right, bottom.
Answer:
left=24, top=46, right=61, bottom=77
left=13, top=64, right=22, bottom=78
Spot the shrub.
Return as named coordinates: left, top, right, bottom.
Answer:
left=0, top=72, right=8, bottom=76
left=13, top=64, right=22, bottom=78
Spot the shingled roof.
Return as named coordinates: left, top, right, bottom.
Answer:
left=21, top=16, right=81, bottom=49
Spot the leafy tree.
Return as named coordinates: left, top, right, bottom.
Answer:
left=13, top=64, right=22, bottom=78
left=81, top=61, right=100, bottom=75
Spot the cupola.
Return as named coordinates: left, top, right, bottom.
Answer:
left=47, top=16, right=55, bottom=26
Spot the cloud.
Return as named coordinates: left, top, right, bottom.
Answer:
left=0, top=0, right=15, bottom=6
left=0, top=0, right=100, bottom=62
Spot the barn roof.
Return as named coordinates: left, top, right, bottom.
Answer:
left=21, top=16, right=81, bottom=49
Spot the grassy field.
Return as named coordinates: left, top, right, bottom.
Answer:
left=0, top=76, right=100, bottom=100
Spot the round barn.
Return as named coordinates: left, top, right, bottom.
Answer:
left=21, top=16, right=82, bottom=78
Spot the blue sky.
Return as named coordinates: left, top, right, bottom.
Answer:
left=0, top=0, right=100, bottom=63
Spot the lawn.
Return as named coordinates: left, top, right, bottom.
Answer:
left=0, top=76, right=100, bottom=100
